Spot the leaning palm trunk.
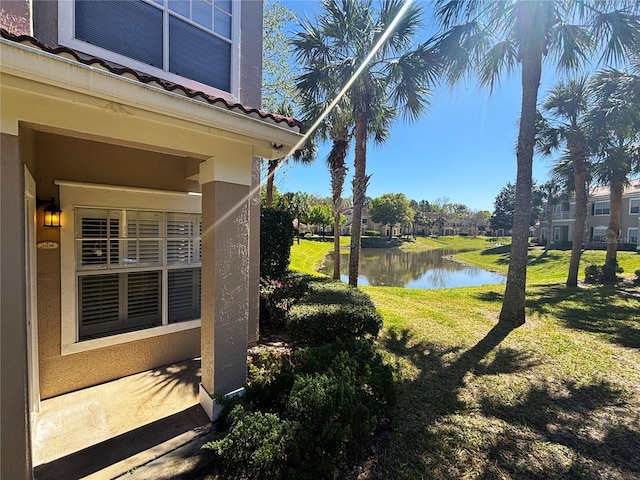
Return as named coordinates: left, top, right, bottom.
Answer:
left=606, top=177, right=624, bottom=266
left=566, top=131, right=588, bottom=287
left=329, top=138, right=349, bottom=280
left=348, top=105, right=370, bottom=287
left=498, top=47, right=542, bottom=326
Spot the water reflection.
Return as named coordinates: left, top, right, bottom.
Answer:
left=322, top=248, right=505, bottom=289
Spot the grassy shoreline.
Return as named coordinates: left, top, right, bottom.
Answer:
left=291, top=235, right=640, bottom=284
left=288, top=236, right=640, bottom=479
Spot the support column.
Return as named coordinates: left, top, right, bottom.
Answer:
left=198, top=157, right=251, bottom=420
left=247, top=157, right=261, bottom=346
left=1, top=133, right=32, bottom=479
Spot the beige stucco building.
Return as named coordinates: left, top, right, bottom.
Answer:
left=536, top=181, right=640, bottom=251
left=0, top=1, right=303, bottom=477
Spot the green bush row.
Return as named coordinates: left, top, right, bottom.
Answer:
left=286, top=281, right=382, bottom=346
left=205, top=339, right=395, bottom=480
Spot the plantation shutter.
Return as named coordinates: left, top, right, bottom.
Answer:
left=126, top=271, right=161, bottom=326
left=125, top=211, right=162, bottom=266
left=167, top=212, right=201, bottom=323
left=168, top=268, right=201, bottom=323
left=78, top=274, right=120, bottom=339
left=75, top=207, right=201, bottom=340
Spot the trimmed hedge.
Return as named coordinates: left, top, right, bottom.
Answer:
left=261, top=208, right=294, bottom=278
left=286, top=281, right=382, bottom=346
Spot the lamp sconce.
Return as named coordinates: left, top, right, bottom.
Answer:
left=37, top=197, right=62, bottom=228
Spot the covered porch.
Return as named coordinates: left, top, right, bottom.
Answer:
left=33, top=358, right=210, bottom=479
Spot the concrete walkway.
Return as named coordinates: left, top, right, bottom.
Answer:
left=33, top=358, right=211, bottom=480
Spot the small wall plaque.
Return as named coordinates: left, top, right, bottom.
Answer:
left=37, top=241, right=59, bottom=250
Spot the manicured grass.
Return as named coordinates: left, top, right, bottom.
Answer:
left=288, top=236, right=640, bottom=479
left=457, top=245, right=640, bottom=284
left=365, top=283, right=640, bottom=479
left=289, top=236, right=350, bottom=276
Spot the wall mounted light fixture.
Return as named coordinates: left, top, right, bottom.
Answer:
left=37, top=197, right=62, bottom=228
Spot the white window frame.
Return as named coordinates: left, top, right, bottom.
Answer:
left=58, top=181, right=202, bottom=355
left=554, top=226, right=561, bottom=241
left=58, top=0, right=241, bottom=101
left=628, top=227, right=638, bottom=244
left=593, top=226, right=608, bottom=242
left=594, top=201, right=610, bottom=216
left=630, top=198, right=640, bottom=215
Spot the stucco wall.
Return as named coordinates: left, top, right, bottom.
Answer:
left=32, top=131, right=203, bottom=399
left=0, top=133, right=32, bottom=479
left=240, top=0, right=263, bottom=346
left=0, top=0, right=30, bottom=35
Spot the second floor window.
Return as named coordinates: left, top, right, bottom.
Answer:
left=593, top=201, right=610, bottom=216
left=630, top=199, right=640, bottom=215
left=63, top=0, right=236, bottom=96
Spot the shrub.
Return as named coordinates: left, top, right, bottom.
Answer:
left=240, top=340, right=394, bottom=479
left=634, top=269, right=640, bottom=286
left=259, top=273, right=312, bottom=330
left=363, top=229, right=381, bottom=236
left=287, top=281, right=382, bottom=346
left=203, top=404, right=295, bottom=480
left=585, top=259, right=624, bottom=284
left=260, top=278, right=295, bottom=328
left=260, top=207, right=294, bottom=278
left=288, top=305, right=382, bottom=346
left=584, top=264, right=601, bottom=283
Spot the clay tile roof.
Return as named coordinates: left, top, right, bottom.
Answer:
left=1, top=28, right=304, bottom=132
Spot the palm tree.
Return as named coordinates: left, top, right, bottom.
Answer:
left=296, top=86, right=392, bottom=281
left=434, top=0, right=640, bottom=325
left=293, top=0, right=441, bottom=286
left=538, top=77, right=591, bottom=285
left=588, top=67, right=640, bottom=276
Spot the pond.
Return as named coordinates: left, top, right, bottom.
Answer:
left=321, top=248, right=506, bottom=289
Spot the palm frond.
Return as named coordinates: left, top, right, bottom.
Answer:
left=479, top=40, right=518, bottom=91
left=548, top=23, right=593, bottom=71
left=588, top=8, right=640, bottom=66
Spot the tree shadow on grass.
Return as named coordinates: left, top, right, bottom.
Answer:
left=526, top=285, right=640, bottom=349
left=374, top=322, right=528, bottom=477
left=477, top=379, right=639, bottom=479
left=373, top=319, right=639, bottom=479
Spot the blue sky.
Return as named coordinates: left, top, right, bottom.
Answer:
left=275, top=0, right=561, bottom=212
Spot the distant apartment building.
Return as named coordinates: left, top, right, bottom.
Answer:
left=536, top=180, right=640, bottom=251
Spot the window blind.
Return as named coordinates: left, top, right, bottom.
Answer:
left=76, top=208, right=201, bottom=340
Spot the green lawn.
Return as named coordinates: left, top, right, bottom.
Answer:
left=289, top=237, right=349, bottom=275
left=457, top=244, right=640, bottom=284
left=289, top=236, right=640, bottom=479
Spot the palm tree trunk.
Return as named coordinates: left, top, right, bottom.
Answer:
left=498, top=48, right=542, bottom=327
left=546, top=201, right=553, bottom=251
left=329, top=138, right=349, bottom=280
left=349, top=103, right=370, bottom=287
left=606, top=176, right=624, bottom=266
left=566, top=132, right=588, bottom=287
left=265, top=159, right=279, bottom=207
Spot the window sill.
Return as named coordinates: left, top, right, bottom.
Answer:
left=61, top=319, right=200, bottom=356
